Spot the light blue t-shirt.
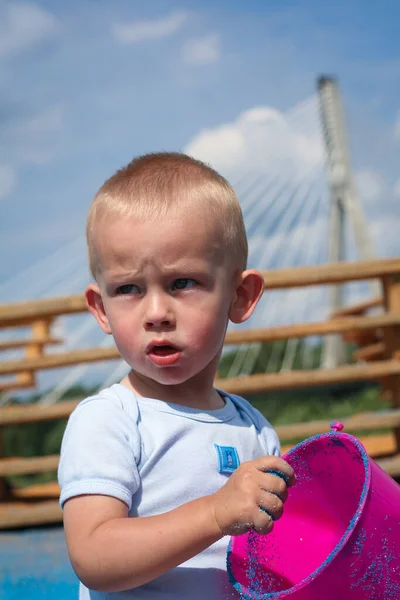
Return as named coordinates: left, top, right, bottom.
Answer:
left=58, top=384, right=280, bottom=600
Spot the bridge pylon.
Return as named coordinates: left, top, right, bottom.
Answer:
left=317, top=76, right=380, bottom=369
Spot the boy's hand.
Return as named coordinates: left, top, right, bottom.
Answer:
left=211, top=456, right=295, bottom=536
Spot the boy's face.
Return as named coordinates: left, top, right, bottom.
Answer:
left=88, top=207, right=242, bottom=391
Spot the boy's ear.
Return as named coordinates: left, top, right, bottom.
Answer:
left=229, top=269, right=265, bottom=324
left=85, top=283, right=112, bottom=334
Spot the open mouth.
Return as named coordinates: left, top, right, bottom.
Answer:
left=147, top=343, right=182, bottom=366
left=151, top=345, right=178, bottom=356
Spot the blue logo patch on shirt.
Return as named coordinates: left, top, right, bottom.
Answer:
left=214, top=444, right=240, bottom=474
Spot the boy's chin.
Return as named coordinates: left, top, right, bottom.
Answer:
left=131, top=368, right=192, bottom=387
left=133, top=366, right=210, bottom=389
left=150, top=372, right=196, bottom=387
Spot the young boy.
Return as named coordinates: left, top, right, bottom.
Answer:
left=58, top=152, right=295, bottom=599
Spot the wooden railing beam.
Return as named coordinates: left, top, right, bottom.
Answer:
left=1, top=260, right=399, bottom=327
left=0, top=454, right=59, bottom=477
left=0, top=376, right=36, bottom=393
left=0, top=398, right=80, bottom=426
left=262, top=259, right=400, bottom=290
left=224, top=313, right=400, bottom=345
left=353, top=342, right=385, bottom=362
left=0, top=347, right=121, bottom=375
left=216, top=360, right=400, bottom=395
left=2, top=314, right=400, bottom=377
left=0, top=500, right=62, bottom=529
left=0, top=337, right=61, bottom=351
left=276, top=409, right=400, bottom=440
left=0, top=295, right=86, bottom=327
left=331, top=296, right=383, bottom=317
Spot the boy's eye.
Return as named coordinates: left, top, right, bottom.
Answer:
left=116, top=284, right=139, bottom=295
left=172, top=278, right=197, bottom=291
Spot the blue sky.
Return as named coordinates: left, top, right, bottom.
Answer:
left=1, top=0, right=400, bottom=299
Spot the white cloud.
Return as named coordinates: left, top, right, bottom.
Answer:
left=355, top=169, right=384, bottom=202
left=112, top=11, right=188, bottom=44
left=0, top=164, right=16, bottom=198
left=184, top=103, right=323, bottom=174
left=187, top=103, right=329, bottom=281
left=182, top=33, right=221, bottom=65
left=183, top=101, right=399, bottom=325
left=0, top=2, right=57, bottom=59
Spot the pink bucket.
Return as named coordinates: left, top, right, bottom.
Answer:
left=227, top=424, right=400, bottom=599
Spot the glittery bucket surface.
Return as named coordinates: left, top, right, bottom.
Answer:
left=227, top=431, right=400, bottom=599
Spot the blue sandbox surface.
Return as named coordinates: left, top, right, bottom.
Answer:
left=0, top=526, right=79, bottom=599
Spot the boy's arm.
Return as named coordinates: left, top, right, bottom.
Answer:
left=64, top=455, right=294, bottom=593
left=64, top=493, right=221, bottom=592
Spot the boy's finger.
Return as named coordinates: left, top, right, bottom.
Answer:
left=258, top=490, right=284, bottom=521
left=266, top=469, right=291, bottom=485
left=254, top=456, right=296, bottom=487
left=252, top=509, right=274, bottom=535
left=256, top=471, right=288, bottom=502
left=264, top=482, right=288, bottom=503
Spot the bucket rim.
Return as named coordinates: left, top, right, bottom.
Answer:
left=227, top=431, right=371, bottom=599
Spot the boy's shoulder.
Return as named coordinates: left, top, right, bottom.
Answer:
left=222, top=391, right=280, bottom=456
left=72, top=383, right=140, bottom=423
left=222, top=391, right=274, bottom=430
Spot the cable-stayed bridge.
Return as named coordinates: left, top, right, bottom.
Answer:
left=0, top=77, right=398, bottom=404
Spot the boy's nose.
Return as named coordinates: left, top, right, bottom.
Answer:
left=144, top=294, right=175, bottom=329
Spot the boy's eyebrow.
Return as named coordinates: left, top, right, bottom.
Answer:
left=155, top=260, right=214, bottom=273
left=102, top=269, right=140, bottom=282
left=98, top=264, right=140, bottom=281
left=101, top=260, right=219, bottom=282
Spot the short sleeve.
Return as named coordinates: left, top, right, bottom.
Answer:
left=58, top=394, right=141, bottom=509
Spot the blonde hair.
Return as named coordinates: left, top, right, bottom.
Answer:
left=87, top=152, right=248, bottom=278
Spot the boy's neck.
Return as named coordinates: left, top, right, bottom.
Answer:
left=120, top=369, right=225, bottom=411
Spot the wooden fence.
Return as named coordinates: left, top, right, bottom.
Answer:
left=0, top=258, right=400, bottom=528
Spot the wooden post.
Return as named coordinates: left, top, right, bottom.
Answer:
left=16, top=371, right=36, bottom=388
left=382, top=274, right=400, bottom=452
left=0, top=427, right=5, bottom=501
left=28, top=318, right=52, bottom=358
left=20, top=318, right=52, bottom=390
